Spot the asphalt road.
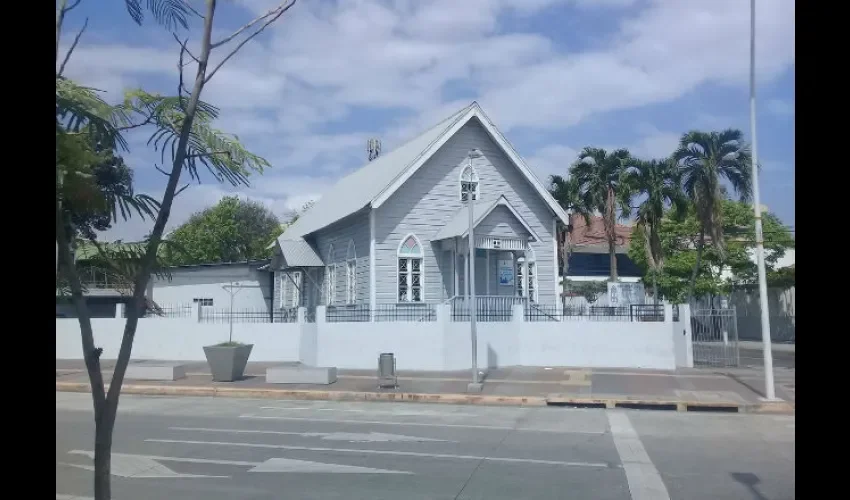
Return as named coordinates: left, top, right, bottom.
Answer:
left=56, top=393, right=795, bottom=500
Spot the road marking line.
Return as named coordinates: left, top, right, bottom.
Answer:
left=145, top=438, right=615, bottom=469
left=66, top=449, right=410, bottom=475
left=170, top=427, right=453, bottom=442
left=63, top=451, right=228, bottom=478
left=607, top=412, right=671, bottom=500
left=237, top=414, right=607, bottom=435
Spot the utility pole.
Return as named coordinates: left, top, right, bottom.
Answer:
left=466, top=158, right=481, bottom=393
left=749, top=0, right=777, bottom=400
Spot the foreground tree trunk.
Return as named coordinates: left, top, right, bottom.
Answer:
left=687, top=229, right=705, bottom=301
left=605, top=188, right=618, bottom=281
left=94, top=408, right=114, bottom=499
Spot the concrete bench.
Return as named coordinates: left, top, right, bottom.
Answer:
left=125, top=361, right=187, bottom=381
left=266, top=365, right=337, bottom=385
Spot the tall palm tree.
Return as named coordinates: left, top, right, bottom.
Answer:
left=673, top=130, right=752, bottom=300
left=623, top=158, right=686, bottom=303
left=548, top=174, right=583, bottom=302
left=569, top=147, right=634, bottom=281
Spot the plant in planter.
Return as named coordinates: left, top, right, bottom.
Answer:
left=204, top=341, right=254, bottom=382
left=203, top=295, right=253, bottom=381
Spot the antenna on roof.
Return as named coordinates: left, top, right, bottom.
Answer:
left=367, top=138, right=381, bottom=162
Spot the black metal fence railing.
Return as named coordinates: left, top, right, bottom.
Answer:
left=326, top=304, right=371, bottom=322
left=272, top=307, right=299, bottom=323
left=201, top=309, right=280, bottom=324
left=375, top=304, right=437, bottom=322
left=325, top=304, right=438, bottom=322
left=144, top=304, right=194, bottom=319
left=672, top=304, right=680, bottom=322
left=450, top=296, right=527, bottom=322
left=524, top=304, right=666, bottom=322
left=629, top=304, right=666, bottom=322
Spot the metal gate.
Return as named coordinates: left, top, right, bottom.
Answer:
left=691, top=308, right=740, bottom=367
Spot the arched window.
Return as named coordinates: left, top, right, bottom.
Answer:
left=397, top=234, right=424, bottom=302
left=325, top=244, right=336, bottom=305
left=346, top=240, right=356, bottom=304
left=459, top=163, right=479, bottom=202
left=516, top=246, right=537, bottom=303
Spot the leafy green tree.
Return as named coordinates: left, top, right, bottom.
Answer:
left=58, top=135, right=142, bottom=240
left=673, top=129, right=752, bottom=299
left=569, top=147, right=634, bottom=280
left=55, top=2, right=299, bottom=498
left=622, top=158, right=686, bottom=302
left=628, top=199, right=793, bottom=303
left=165, top=196, right=281, bottom=265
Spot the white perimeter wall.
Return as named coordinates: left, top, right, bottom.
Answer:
left=56, top=319, right=300, bottom=362
left=56, top=305, right=693, bottom=371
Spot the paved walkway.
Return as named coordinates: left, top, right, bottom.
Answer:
left=56, top=359, right=795, bottom=411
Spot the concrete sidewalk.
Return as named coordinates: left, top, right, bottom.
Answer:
left=55, top=359, right=794, bottom=413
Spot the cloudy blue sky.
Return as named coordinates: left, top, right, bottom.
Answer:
left=60, top=0, right=795, bottom=241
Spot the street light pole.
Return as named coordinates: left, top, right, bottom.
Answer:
left=749, top=0, right=777, bottom=400
left=467, top=162, right=479, bottom=389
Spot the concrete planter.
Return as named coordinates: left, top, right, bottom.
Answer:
left=203, top=344, right=254, bottom=382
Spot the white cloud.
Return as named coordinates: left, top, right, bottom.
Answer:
left=102, top=174, right=335, bottom=242
left=629, top=124, right=681, bottom=159
left=766, top=99, right=795, bottom=117
left=64, top=0, right=794, bottom=240
left=524, top=144, right=578, bottom=182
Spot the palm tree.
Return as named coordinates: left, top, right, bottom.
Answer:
left=569, top=147, right=634, bottom=281
left=623, top=158, right=686, bottom=303
left=548, top=174, right=583, bottom=302
left=673, top=130, right=752, bottom=300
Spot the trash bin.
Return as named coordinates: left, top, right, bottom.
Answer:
left=377, top=352, right=397, bottom=389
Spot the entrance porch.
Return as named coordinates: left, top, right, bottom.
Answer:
left=432, top=195, right=543, bottom=305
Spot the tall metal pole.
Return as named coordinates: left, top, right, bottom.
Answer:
left=467, top=163, right=479, bottom=386
left=228, top=282, right=235, bottom=343
left=749, top=0, right=777, bottom=400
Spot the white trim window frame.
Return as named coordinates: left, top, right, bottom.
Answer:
left=281, top=271, right=303, bottom=308
left=346, top=240, right=356, bottom=304
left=459, top=163, right=479, bottom=202
left=516, top=246, right=538, bottom=303
left=325, top=244, right=336, bottom=305
left=397, top=234, right=424, bottom=303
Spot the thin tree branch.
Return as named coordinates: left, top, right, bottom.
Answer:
left=65, top=0, right=83, bottom=12
left=105, top=0, right=218, bottom=411
left=154, top=164, right=171, bottom=176
left=205, top=0, right=296, bottom=84
left=175, top=183, right=190, bottom=197
left=210, top=1, right=292, bottom=49
left=172, top=32, right=200, bottom=63
left=57, top=17, right=88, bottom=78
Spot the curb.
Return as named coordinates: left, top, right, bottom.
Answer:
left=55, top=382, right=794, bottom=414
left=55, top=382, right=548, bottom=407
left=545, top=394, right=794, bottom=414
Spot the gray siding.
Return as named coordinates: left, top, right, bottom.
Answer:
left=476, top=205, right=530, bottom=239
left=310, top=209, right=371, bottom=306
left=374, top=118, right=557, bottom=304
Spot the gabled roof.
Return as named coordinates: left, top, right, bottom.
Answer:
left=278, top=102, right=569, bottom=246
left=432, top=195, right=541, bottom=242
left=279, top=104, right=473, bottom=241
